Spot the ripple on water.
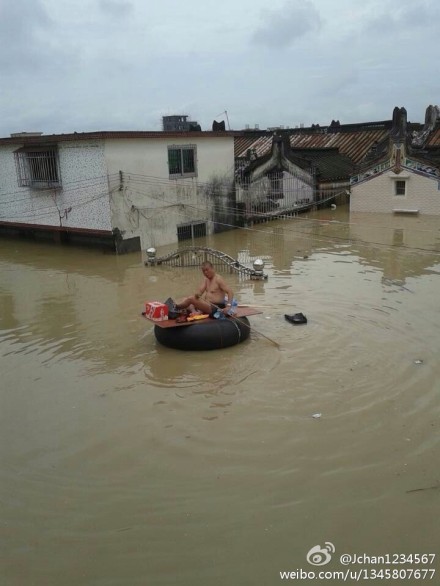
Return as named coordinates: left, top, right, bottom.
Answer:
left=2, top=232, right=440, bottom=584
left=241, top=285, right=439, bottom=430
left=142, top=334, right=282, bottom=392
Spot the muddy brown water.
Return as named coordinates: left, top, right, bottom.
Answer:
left=1, top=207, right=440, bottom=585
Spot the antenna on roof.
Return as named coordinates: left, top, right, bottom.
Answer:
left=215, top=110, right=231, bottom=130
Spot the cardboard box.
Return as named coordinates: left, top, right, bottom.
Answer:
left=145, top=301, right=169, bottom=321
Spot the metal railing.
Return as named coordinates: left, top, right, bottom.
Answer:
left=144, top=246, right=268, bottom=279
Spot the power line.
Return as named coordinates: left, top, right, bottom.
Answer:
left=0, top=173, right=120, bottom=205
left=124, top=182, right=440, bottom=257
left=2, top=169, right=440, bottom=256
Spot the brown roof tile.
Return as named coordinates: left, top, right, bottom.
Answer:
left=234, top=126, right=390, bottom=165
left=425, top=124, right=440, bottom=147
left=289, top=129, right=389, bottom=164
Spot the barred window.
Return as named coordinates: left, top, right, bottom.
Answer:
left=395, top=180, right=406, bottom=196
left=177, top=221, right=206, bottom=241
left=168, top=145, right=197, bottom=177
left=14, top=147, right=61, bottom=188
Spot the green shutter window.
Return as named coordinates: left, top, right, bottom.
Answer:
left=168, top=149, right=182, bottom=175
left=168, top=145, right=197, bottom=177
left=182, top=148, right=195, bottom=173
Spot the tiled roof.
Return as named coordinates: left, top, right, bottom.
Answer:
left=235, top=126, right=391, bottom=165
left=289, top=129, right=389, bottom=165
left=412, top=146, right=440, bottom=169
left=236, top=130, right=356, bottom=182
left=360, top=121, right=440, bottom=170
left=290, top=148, right=355, bottom=180
left=3, top=118, right=437, bottom=175
left=425, top=124, right=440, bottom=147
left=234, top=134, right=274, bottom=159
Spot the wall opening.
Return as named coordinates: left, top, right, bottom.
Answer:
left=177, top=221, right=207, bottom=242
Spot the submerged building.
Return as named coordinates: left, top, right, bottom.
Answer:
left=0, top=105, right=439, bottom=252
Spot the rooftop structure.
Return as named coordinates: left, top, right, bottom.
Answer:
left=162, top=115, right=201, bottom=132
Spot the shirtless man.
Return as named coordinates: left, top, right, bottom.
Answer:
left=177, top=261, right=234, bottom=316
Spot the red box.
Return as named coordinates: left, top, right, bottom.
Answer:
left=145, top=301, right=168, bottom=321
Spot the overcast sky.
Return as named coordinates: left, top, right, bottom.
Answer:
left=1, top=0, right=439, bottom=136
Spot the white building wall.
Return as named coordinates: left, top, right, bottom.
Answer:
left=103, top=136, right=235, bottom=249
left=236, top=167, right=313, bottom=210
left=58, top=141, right=111, bottom=230
left=0, top=141, right=112, bottom=231
left=0, top=145, right=28, bottom=223
left=351, top=169, right=440, bottom=215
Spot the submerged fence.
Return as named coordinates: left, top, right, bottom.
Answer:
left=144, top=246, right=268, bottom=279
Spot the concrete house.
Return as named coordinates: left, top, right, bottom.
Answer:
left=235, top=134, right=316, bottom=217
left=2, top=105, right=440, bottom=254
left=0, top=129, right=236, bottom=252
left=233, top=119, right=395, bottom=220
left=350, top=105, right=440, bottom=215
left=234, top=132, right=355, bottom=220
left=235, top=106, right=440, bottom=219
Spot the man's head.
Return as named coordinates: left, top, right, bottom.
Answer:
left=201, top=261, right=215, bottom=278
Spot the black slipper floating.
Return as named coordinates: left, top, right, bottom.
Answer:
left=285, top=313, right=307, bottom=325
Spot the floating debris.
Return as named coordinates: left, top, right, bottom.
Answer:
left=285, top=313, right=308, bottom=325
left=312, top=413, right=322, bottom=419
left=406, top=483, right=439, bottom=494
left=414, top=359, right=423, bottom=365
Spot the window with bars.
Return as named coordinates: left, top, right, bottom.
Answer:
left=267, top=170, right=284, bottom=200
left=395, top=180, right=406, bottom=196
left=167, top=145, right=197, bottom=177
left=14, top=147, right=61, bottom=188
left=177, top=221, right=206, bottom=241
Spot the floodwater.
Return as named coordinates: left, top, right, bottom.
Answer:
left=1, top=207, right=440, bottom=586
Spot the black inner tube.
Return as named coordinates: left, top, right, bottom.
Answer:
left=154, top=316, right=251, bottom=351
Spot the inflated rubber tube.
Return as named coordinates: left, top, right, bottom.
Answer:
left=154, top=317, right=251, bottom=351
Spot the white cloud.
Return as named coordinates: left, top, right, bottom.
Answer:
left=251, top=0, right=321, bottom=48
left=0, top=0, right=53, bottom=73
left=0, top=0, right=438, bottom=136
left=98, top=0, right=134, bottom=18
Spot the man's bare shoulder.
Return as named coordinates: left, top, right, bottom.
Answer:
left=212, top=273, right=223, bottom=282
left=215, top=274, right=230, bottom=288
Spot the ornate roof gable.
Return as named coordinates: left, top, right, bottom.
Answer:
left=411, top=105, right=440, bottom=148
left=241, top=133, right=313, bottom=183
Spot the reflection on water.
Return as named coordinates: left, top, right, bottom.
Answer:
left=1, top=208, right=440, bottom=586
